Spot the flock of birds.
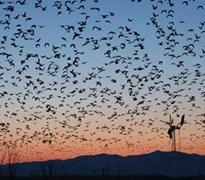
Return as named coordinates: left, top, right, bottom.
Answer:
left=0, top=0, right=205, bottom=163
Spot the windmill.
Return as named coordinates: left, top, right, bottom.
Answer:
left=167, top=114, right=185, bottom=152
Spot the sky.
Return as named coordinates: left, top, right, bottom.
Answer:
left=0, top=0, right=205, bottom=164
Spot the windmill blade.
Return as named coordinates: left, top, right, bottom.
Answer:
left=167, top=128, right=172, bottom=139
left=169, top=114, right=172, bottom=125
left=167, top=126, right=175, bottom=139
left=181, top=114, right=185, bottom=126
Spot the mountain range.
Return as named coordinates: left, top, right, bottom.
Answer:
left=1, top=150, right=205, bottom=178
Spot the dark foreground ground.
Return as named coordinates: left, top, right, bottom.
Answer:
left=1, top=175, right=205, bottom=180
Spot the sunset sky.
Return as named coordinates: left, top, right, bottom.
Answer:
left=0, top=0, right=205, bottom=164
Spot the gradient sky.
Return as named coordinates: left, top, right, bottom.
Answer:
left=0, top=0, right=205, bottom=164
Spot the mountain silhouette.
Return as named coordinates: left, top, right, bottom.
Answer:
left=1, top=150, right=205, bottom=178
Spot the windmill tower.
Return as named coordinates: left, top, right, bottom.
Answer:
left=167, top=114, right=185, bottom=152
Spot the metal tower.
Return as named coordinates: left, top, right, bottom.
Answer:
left=167, top=114, right=185, bottom=152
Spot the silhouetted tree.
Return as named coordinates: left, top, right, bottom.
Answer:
left=6, top=143, right=20, bottom=180
left=0, top=148, right=6, bottom=178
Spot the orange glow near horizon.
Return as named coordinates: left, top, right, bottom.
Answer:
left=1, top=109, right=205, bottom=165
left=1, top=123, right=205, bottom=165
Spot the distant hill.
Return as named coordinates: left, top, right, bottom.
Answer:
left=1, top=150, right=205, bottom=178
